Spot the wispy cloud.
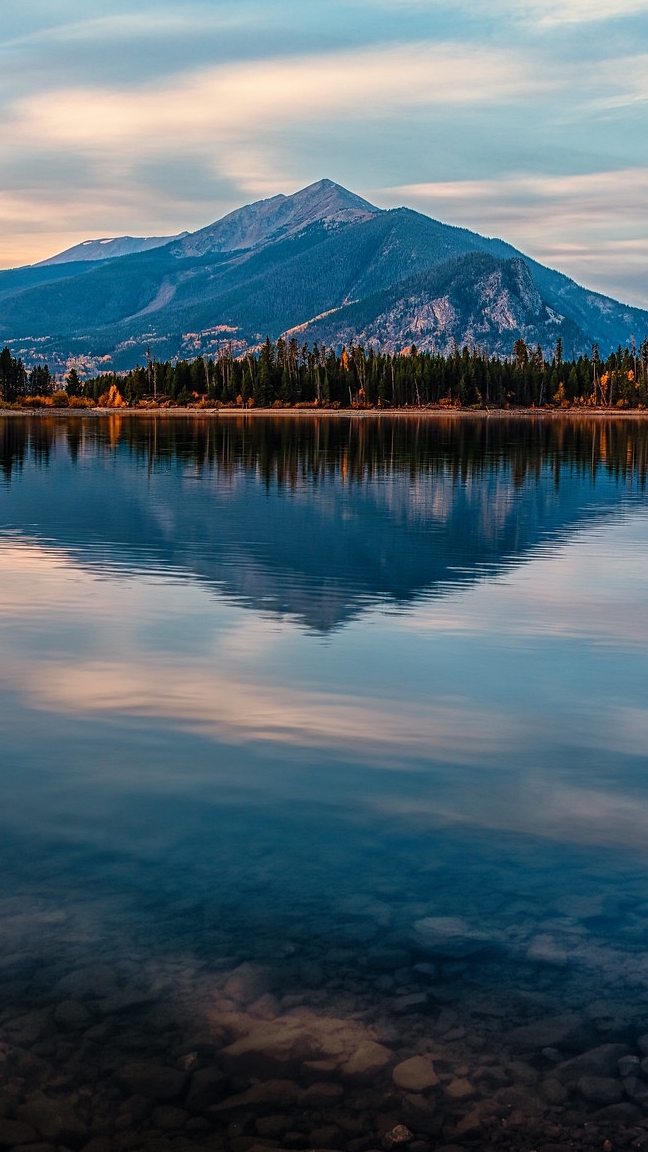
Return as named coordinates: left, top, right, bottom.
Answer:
left=507, top=0, right=648, bottom=25
left=356, top=0, right=648, bottom=25
left=2, top=7, right=256, bottom=49
left=6, top=42, right=547, bottom=154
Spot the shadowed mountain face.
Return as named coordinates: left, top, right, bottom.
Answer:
left=1, top=414, right=645, bottom=631
left=2, top=180, right=648, bottom=371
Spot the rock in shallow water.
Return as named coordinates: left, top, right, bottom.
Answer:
left=618, top=1054, right=640, bottom=1077
left=413, top=918, right=492, bottom=958
left=508, top=1015, right=598, bottom=1054
left=206, top=1078, right=303, bottom=1114
left=622, top=1075, right=648, bottom=1108
left=18, top=1092, right=87, bottom=1144
left=577, top=1075, right=623, bottom=1106
left=115, top=1063, right=187, bottom=1102
left=539, top=1078, right=568, bottom=1105
left=552, top=1043, right=629, bottom=1085
left=53, top=1000, right=90, bottom=1029
left=392, top=1057, right=439, bottom=1092
left=223, top=964, right=272, bottom=1007
left=0, top=1118, right=38, bottom=1146
left=150, top=1105, right=188, bottom=1130
left=214, top=1007, right=392, bottom=1080
left=184, top=1065, right=228, bottom=1112
left=444, top=1079, right=475, bottom=1102
left=54, top=965, right=118, bottom=999
left=383, top=1124, right=413, bottom=1148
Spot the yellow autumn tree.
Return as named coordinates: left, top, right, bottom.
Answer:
left=98, top=384, right=127, bottom=408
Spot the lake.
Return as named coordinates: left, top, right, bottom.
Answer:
left=1, top=413, right=648, bottom=1151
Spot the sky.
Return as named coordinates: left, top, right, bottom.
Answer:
left=1, top=0, right=648, bottom=305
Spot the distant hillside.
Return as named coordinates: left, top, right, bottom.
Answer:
left=37, top=232, right=188, bottom=265
left=1, top=179, right=646, bottom=371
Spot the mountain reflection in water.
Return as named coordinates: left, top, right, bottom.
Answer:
left=1, top=413, right=646, bottom=629
left=1, top=414, right=648, bottom=1151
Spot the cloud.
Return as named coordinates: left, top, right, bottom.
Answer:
left=5, top=42, right=547, bottom=156
left=357, top=0, right=648, bottom=25
left=508, top=0, right=648, bottom=25
left=3, top=8, right=253, bottom=47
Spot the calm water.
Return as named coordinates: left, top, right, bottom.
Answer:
left=2, top=413, right=648, bottom=1151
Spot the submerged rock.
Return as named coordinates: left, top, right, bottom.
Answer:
left=401, top=1093, right=439, bottom=1136
left=342, top=1040, right=392, bottom=1079
left=206, top=1079, right=304, bottom=1114
left=223, top=963, right=272, bottom=1006
left=0, top=1118, right=38, bottom=1146
left=413, top=918, right=492, bottom=958
left=54, top=966, right=118, bottom=999
left=618, top=1054, right=640, bottom=1077
left=592, top=1102, right=643, bottom=1123
left=508, top=1015, right=597, bottom=1054
left=577, top=1076, right=623, bottom=1105
left=53, top=1000, right=91, bottom=1029
left=150, top=1105, right=188, bottom=1130
left=622, top=1075, right=648, bottom=1108
left=19, top=1093, right=87, bottom=1144
left=552, top=1043, right=630, bottom=1085
left=184, top=1065, right=228, bottom=1112
left=383, top=1124, right=413, bottom=1148
left=115, top=1063, right=187, bottom=1102
left=213, top=1005, right=391, bottom=1080
left=392, top=1057, right=439, bottom=1092
left=539, top=1078, right=568, bottom=1105
left=444, top=1078, right=475, bottom=1102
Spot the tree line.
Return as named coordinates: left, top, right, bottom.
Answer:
left=2, top=336, right=648, bottom=409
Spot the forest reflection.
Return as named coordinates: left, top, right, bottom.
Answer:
left=1, top=413, right=648, bottom=487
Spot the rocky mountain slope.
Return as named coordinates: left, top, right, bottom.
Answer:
left=0, top=179, right=646, bottom=370
left=288, top=253, right=587, bottom=356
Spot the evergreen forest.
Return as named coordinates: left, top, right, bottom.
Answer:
left=2, top=337, right=648, bottom=410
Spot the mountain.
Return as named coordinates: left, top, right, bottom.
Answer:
left=1, top=178, right=646, bottom=371
left=36, top=232, right=189, bottom=266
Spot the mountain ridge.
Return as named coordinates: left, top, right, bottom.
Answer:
left=1, top=179, right=646, bottom=370
left=37, top=232, right=189, bottom=266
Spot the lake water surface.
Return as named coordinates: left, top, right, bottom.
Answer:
left=2, top=414, right=648, bottom=1152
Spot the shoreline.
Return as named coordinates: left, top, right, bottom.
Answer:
left=2, top=405, right=648, bottom=420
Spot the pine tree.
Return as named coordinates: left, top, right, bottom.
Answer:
left=66, top=368, right=82, bottom=397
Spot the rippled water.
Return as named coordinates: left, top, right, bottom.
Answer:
left=2, top=413, right=648, bottom=1152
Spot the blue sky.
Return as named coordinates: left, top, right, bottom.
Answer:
left=2, top=1, right=648, bottom=304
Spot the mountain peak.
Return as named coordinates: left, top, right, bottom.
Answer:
left=175, top=179, right=380, bottom=258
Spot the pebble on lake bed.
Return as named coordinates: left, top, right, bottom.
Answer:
left=383, top=1123, right=414, bottom=1148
